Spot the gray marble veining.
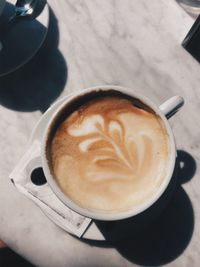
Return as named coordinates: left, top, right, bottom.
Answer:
left=0, top=0, right=200, bottom=266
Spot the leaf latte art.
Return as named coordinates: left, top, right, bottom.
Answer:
left=51, top=97, right=169, bottom=212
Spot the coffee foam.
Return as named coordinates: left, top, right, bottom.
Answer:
left=51, top=96, right=170, bottom=213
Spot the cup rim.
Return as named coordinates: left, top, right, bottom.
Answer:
left=41, top=85, right=176, bottom=221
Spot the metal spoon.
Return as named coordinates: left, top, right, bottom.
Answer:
left=7, top=0, right=38, bottom=25
left=0, top=0, right=37, bottom=36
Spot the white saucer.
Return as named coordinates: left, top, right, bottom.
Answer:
left=0, top=0, right=49, bottom=76
left=32, top=96, right=182, bottom=244
left=11, top=93, right=178, bottom=241
left=29, top=93, right=177, bottom=242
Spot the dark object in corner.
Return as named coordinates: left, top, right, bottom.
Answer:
left=182, top=14, right=200, bottom=62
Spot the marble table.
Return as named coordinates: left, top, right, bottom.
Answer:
left=0, top=0, right=199, bottom=266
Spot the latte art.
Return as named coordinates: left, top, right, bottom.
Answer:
left=51, top=96, right=169, bottom=212
left=68, top=114, right=152, bottom=179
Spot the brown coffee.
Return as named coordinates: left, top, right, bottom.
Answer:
left=50, top=95, right=169, bottom=213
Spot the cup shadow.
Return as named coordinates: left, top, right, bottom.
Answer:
left=0, top=5, right=67, bottom=113
left=83, top=150, right=196, bottom=266
left=0, top=248, right=35, bottom=267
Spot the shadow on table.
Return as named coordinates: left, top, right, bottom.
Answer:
left=0, top=5, right=67, bottom=266
left=83, top=150, right=196, bottom=266
left=0, top=248, right=35, bottom=267
left=0, top=6, right=67, bottom=113
left=175, top=0, right=200, bottom=19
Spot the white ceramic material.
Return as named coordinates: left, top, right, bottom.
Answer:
left=40, top=85, right=184, bottom=221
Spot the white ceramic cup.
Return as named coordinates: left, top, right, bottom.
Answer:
left=39, top=85, right=184, bottom=221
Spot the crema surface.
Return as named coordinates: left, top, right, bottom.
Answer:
left=51, top=96, right=169, bottom=213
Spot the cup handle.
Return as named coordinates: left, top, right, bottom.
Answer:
left=159, top=96, right=184, bottom=119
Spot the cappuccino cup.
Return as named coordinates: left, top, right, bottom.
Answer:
left=38, top=86, right=184, bottom=221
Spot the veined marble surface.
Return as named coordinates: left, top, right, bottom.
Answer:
left=0, top=0, right=199, bottom=266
